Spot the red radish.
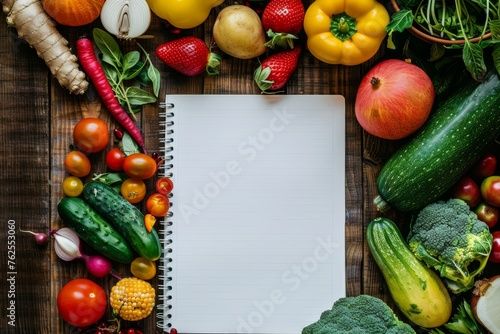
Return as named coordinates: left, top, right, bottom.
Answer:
left=76, top=37, right=146, bottom=153
left=155, top=37, right=221, bottom=76
left=355, top=59, right=435, bottom=140
left=261, top=0, right=305, bottom=48
left=254, top=46, right=302, bottom=93
left=471, top=275, right=500, bottom=332
left=19, top=228, right=49, bottom=246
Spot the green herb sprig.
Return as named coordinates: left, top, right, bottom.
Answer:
left=92, top=28, right=160, bottom=117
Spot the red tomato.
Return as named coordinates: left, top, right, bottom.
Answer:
left=123, top=153, right=157, bottom=180
left=450, top=176, right=481, bottom=208
left=481, top=175, right=500, bottom=207
left=156, top=177, right=174, bottom=195
left=489, top=231, right=500, bottom=263
left=106, top=148, right=126, bottom=171
left=73, top=118, right=109, bottom=153
left=146, top=193, right=170, bottom=217
left=120, top=178, right=147, bottom=204
left=57, top=278, right=107, bottom=327
left=474, top=202, right=499, bottom=229
left=64, top=151, right=91, bottom=177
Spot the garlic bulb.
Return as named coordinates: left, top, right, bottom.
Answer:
left=100, top=0, right=151, bottom=39
left=53, top=227, right=82, bottom=262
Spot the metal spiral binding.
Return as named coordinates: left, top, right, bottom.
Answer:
left=157, top=101, right=174, bottom=331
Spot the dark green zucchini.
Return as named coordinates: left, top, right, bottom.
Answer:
left=367, top=217, right=452, bottom=328
left=375, top=70, right=500, bottom=212
left=57, top=197, right=135, bottom=263
left=82, top=181, right=162, bottom=261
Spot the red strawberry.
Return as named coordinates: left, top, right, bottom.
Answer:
left=156, top=37, right=221, bottom=76
left=254, top=46, right=302, bottom=93
left=261, top=0, right=305, bottom=49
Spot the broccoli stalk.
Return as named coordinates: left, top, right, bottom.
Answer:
left=302, top=295, right=416, bottom=334
left=407, top=198, right=493, bottom=294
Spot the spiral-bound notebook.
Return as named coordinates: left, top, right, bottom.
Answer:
left=157, top=95, right=346, bottom=334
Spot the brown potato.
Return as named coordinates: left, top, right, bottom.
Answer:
left=213, top=5, right=267, bottom=59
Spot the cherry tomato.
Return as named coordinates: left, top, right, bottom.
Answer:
left=120, top=178, right=147, bottom=204
left=481, top=175, right=500, bottom=207
left=156, top=177, right=174, bottom=195
left=73, top=118, right=109, bottom=153
left=489, top=231, right=500, bottom=263
left=64, top=151, right=91, bottom=177
left=130, top=257, right=157, bottom=280
left=62, top=176, right=84, bottom=197
left=146, top=193, right=170, bottom=217
left=57, top=278, right=107, bottom=328
left=106, top=148, right=126, bottom=171
left=144, top=214, right=156, bottom=232
left=450, top=176, right=481, bottom=208
left=123, top=153, right=157, bottom=180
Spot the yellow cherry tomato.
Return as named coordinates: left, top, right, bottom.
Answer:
left=130, top=257, right=157, bottom=280
left=62, top=176, right=84, bottom=197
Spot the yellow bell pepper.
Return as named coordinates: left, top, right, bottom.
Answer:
left=304, top=0, right=389, bottom=65
left=146, top=0, right=225, bottom=29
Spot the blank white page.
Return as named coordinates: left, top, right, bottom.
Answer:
left=160, top=95, right=345, bottom=334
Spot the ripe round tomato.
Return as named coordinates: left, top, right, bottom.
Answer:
left=130, top=257, right=157, bottom=280
left=73, top=118, right=109, bottom=153
left=106, top=148, right=126, bottom=171
left=156, top=177, right=174, bottom=195
left=120, top=178, right=147, bottom=204
left=57, top=278, right=107, bottom=328
left=64, top=151, right=91, bottom=177
left=146, top=193, right=170, bottom=217
left=481, top=175, right=500, bottom=207
left=62, top=176, right=84, bottom=197
left=123, top=153, right=157, bottom=180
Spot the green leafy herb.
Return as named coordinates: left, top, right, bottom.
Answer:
left=92, top=28, right=160, bottom=117
left=121, top=131, right=140, bottom=156
left=386, top=9, right=414, bottom=49
left=92, top=172, right=129, bottom=192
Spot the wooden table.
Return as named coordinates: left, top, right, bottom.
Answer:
left=0, top=1, right=477, bottom=333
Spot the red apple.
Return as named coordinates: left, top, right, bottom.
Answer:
left=489, top=231, right=500, bottom=263
left=355, top=59, right=435, bottom=140
left=481, top=175, right=500, bottom=207
left=474, top=202, right=499, bottom=229
left=450, top=176, right=481, bottom=208
left=471, top=153, right=497, bottom=181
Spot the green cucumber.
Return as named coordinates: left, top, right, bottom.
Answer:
left=367, top=217, right=452, bottom=328
left=57, top=197, right=135, bottom=263
left=82, top=181, right=162, bottom=261
left=375, top=70, right=500, bottom=213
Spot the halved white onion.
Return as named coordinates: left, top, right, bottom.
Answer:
left=53, top=227, right=82, bottom=262
left=100, top=0, right=151, bottom=39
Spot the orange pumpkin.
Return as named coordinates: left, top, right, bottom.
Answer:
left=42, top=0, right=105, bottom=27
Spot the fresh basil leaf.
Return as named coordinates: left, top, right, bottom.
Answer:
left=125, top=87, right=157, bottom=105
left=123, top=57, right=146, bottom=81
left=386, top=9, right=414, bottom=34
left=93, top=28, right=122, bottom=66
left=147, top=64, right=161, bottom=97
left=462, top=42, right=486, bottom=81
left=492, top=44, right=500, bottom=75
left=122, top=51, right=141, bottom=73
left=121, top=131, right=140, bottom=156
left=102, top=63, right=120, bottom=85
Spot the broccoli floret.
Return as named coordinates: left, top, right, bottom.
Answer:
left=302, top=295, right=416, bottom=334
left=407, top=198, right=493, bottom=294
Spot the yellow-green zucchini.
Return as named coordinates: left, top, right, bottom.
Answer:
left=366, top=217, right=452, bottom=328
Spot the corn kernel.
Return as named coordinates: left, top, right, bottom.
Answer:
left=110, top=277, right=155, bottom=321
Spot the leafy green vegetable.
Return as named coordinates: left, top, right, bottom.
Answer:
left=92, top=28, right=160, bottom=117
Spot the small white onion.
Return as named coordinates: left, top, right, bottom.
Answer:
left=100, top=0, right=152, bottom=39
left=53, top=227, right=82, bottom=262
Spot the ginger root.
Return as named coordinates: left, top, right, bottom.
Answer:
left=2, top=0, right=88, bottom=94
